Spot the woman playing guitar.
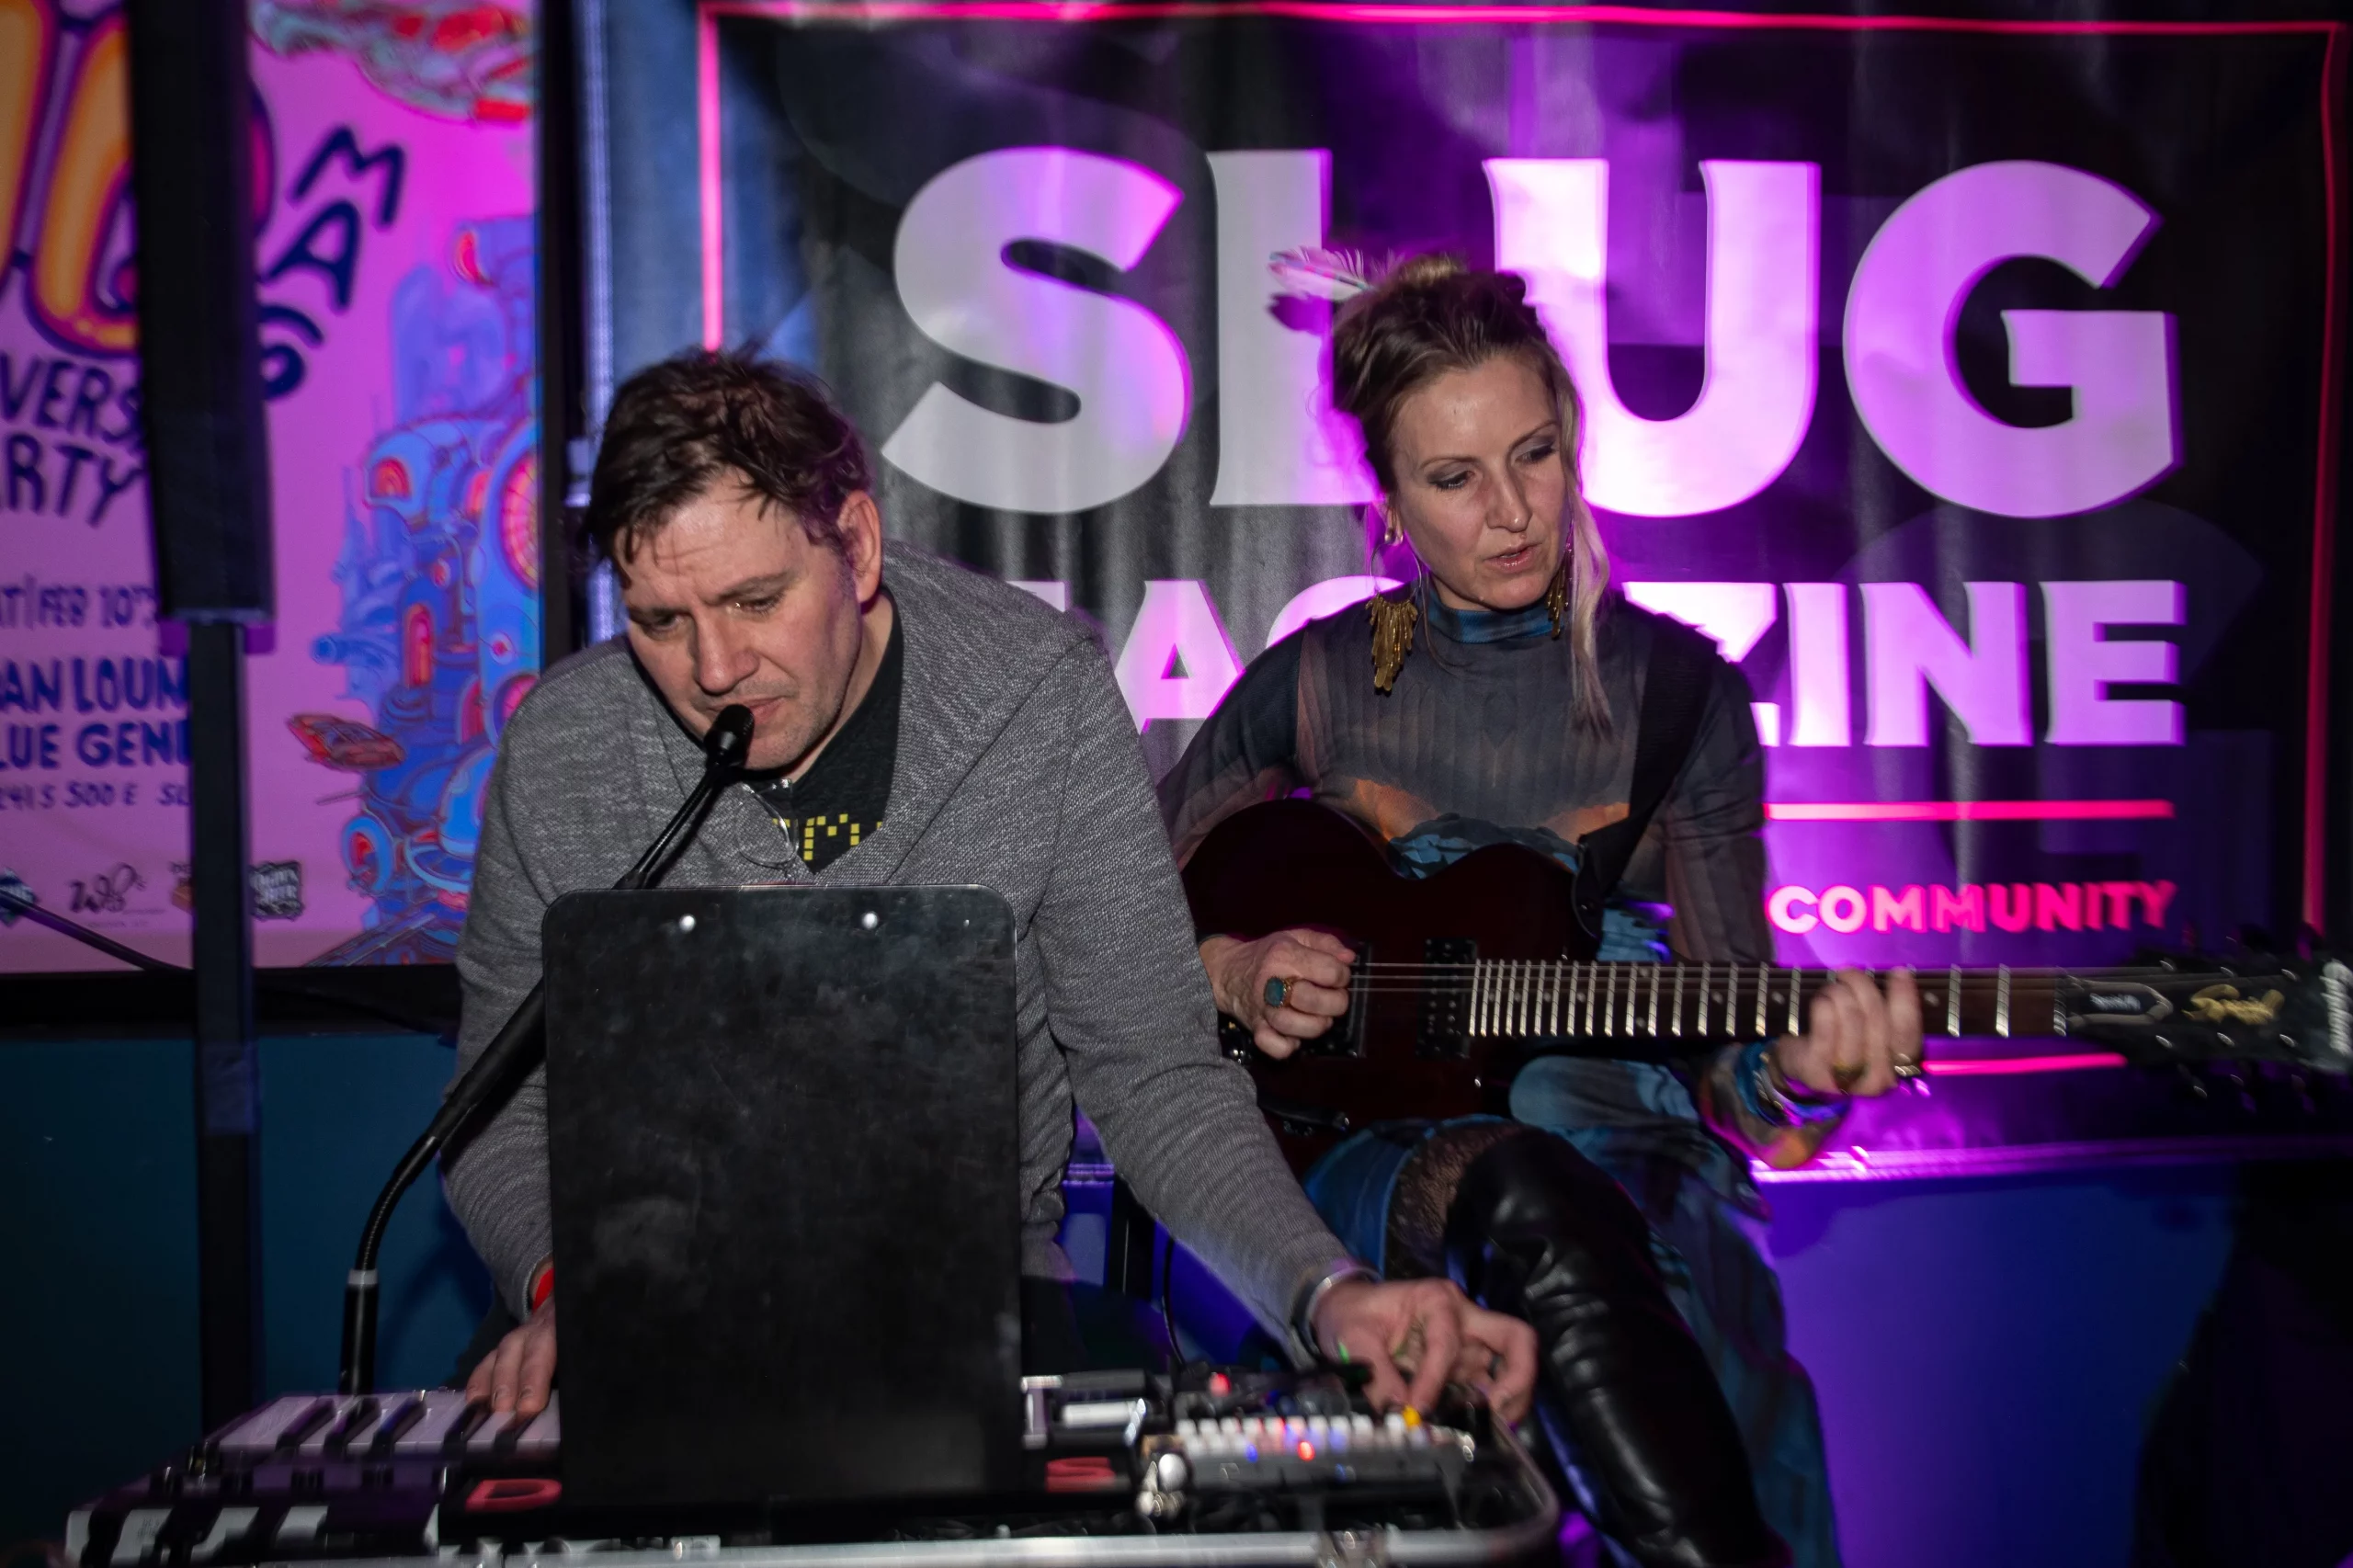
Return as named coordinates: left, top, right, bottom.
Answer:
left=1159, top=256, right=1923, bottom=1568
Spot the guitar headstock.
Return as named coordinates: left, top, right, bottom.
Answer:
left=2059, top=959, right=2353, bottom=1072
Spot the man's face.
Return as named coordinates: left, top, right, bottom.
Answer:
left=618, top=482, right=881, bottom=773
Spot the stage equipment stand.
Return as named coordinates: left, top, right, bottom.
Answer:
left=127, top=0, right=278, bottom=1428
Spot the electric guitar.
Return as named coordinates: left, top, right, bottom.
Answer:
left=1179, top=801, right=2353, bottom=1165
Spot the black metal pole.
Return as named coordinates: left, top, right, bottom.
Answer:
left=188, top=623, right=262, bottom=1426
left=127, top=0, right=275, bottom=1429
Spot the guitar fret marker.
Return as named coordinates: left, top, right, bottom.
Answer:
left=1753, top=962, right=1768, bottom=1039
left=1699, top=962, right=1711, bottom=1036
left=1647, top=966, right=1660, bottom=1036
left=1785, top=968, right=1801, bottom=1037
left=1947, top=964, right=1961, bottom=1038
left=1604, top=965, right=1618, bottom=1038
left=1995, top=966, right=2011, bottom=1039
left=1673, top=967, right=1685, bottom=1037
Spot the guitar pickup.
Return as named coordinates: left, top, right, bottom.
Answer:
left=1417, top=938, right=1474, bottom=1059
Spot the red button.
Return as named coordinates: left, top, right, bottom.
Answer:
left=466, top=1477, right=562, bottom=1513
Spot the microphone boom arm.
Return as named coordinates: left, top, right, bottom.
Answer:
left=338, top=704, right=756, bottom=1393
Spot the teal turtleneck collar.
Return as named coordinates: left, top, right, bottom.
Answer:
left=1418, top=585, right=1555, bottom=645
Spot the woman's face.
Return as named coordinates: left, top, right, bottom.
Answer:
left=1382, top=353, right=1570, bottom=614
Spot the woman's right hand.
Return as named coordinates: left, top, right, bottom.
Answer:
left=1199, top=930, right=1358, bottom=1059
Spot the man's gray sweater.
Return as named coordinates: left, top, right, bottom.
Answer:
left=441, top=545, right=1347, bottom=1335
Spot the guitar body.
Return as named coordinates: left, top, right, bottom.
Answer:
left=1183, top=799, right=1597, bottom=1168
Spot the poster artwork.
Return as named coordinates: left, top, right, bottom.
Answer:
left=0, top=0, right=539, bottom=971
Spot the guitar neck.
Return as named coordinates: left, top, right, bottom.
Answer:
left=1450, top=959, right=2064, bottom=1050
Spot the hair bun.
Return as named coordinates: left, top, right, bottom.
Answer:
left=1333, top=252, right=1465, bottom=331
left=1380, top=253, right=1466, bottom=291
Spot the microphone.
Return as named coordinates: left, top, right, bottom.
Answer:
left=338, top=703, right=756, bottom=1393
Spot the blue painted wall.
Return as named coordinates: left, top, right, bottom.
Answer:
left=0, top=1034, right=2241, bottom=1567
left=1768, top=1169, right=2234, bottom=1568
left=0, top=1033, right=489, bottom=1543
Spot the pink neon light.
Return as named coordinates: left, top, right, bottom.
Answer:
left=1925, top=1053, right=2127, bottom=1077
left=699, top=10, right=724, bottom=348
left=1764, top=799, right=2175, bottom=823
left=706, top=2, right=2336, bottom=35
left=2303, top=26, right=2345, bottom=934
left=695, top=8, right=2343, bottom=914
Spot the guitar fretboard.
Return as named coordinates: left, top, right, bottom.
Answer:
left=1394, top=960, right=2062, bottom=1046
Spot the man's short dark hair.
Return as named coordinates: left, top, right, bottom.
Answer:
left=584, top=349, right=872, bottom=563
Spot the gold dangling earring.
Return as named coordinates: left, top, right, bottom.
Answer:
left=1546, top=551, right=1571, bottom=640
left=1369, top=503, right=1417, bottom=693
left=1369, top=591, right=1417, bottom=695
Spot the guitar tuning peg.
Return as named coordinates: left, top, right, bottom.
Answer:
left=2175, top=1063, right=2210, bottom=1102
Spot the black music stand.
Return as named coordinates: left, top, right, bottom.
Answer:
left=540, top=885, right=1022, bottom=1509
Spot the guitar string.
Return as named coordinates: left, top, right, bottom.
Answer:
left=1343, top=961, right=2231, bottom=978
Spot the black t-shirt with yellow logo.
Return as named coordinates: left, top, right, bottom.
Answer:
left=742, top=611, right=902, bottom=870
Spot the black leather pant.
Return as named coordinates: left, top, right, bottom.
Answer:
left=1444, top=1131, right=1789, bottom=1568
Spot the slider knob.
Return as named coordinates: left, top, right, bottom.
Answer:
left=1152, top=1450, right=1191, bottom=1493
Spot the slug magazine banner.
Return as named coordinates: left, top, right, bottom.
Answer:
left=589, top=2, right=2342, bottom=994
left=0, top=0, right=536, bottom=971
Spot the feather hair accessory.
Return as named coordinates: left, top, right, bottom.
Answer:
left=1269, top=245, right=1376, bottom=301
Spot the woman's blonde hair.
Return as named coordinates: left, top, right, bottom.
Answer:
left=1330, top=255, right=1612, bottom=728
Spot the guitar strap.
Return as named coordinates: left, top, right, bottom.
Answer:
left=1570, top=618, right=1718, bottom=939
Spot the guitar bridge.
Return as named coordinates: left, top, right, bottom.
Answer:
left=1418, top=938, right=1474, bottom=1058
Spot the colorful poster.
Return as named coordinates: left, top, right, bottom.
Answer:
left=590, top=1, right=2340, bottom=979
left=0, top=0, right=537, bottom=970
